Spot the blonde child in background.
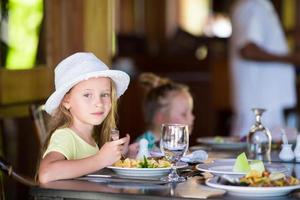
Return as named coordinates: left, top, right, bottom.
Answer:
left=137, top=73, right=195, bottom=151
left=38, top=52, right=131, bottom=183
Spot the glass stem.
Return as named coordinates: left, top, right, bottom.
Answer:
left=168, top=162, right=179, bottom=179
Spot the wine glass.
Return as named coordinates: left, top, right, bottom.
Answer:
left=160, top=123, right=189, bottom=182
left=247, top=108, right=272, bottom=160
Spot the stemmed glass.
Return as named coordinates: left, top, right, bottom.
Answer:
left=247, top=108, right=272, bottom=160
left=160, top=123, right=189, bottom=182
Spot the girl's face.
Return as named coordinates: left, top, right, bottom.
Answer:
left=63, top=77, right=112, bottom=128
left=163, top=91, right=195, bottom=132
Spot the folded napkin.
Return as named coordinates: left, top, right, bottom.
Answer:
left=150, top=150, right=164, bottom=157
left=149, top=150, right=208, bottom=163
left=181, top=150, right=208, bottom=163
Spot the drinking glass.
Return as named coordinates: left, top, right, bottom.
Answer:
left=247, top=108, right=272, bottom=160
left=160, top=124, right=189, bottom=182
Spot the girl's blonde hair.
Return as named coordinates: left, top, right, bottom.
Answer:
left=36, top=79, right=118, bottom=180
left=139, top=73, right=190, bottom=128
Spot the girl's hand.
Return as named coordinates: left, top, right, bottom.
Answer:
left=98, top=137, right=127, bottom=166
left=121, top=134, right=130, bottom=156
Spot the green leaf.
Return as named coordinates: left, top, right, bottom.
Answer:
left=143, top=156, right=148, bottom=168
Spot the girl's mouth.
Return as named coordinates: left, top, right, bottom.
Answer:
left=91, top=112, right=104, bottom=116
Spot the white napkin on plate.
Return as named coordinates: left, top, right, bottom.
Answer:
left=181, top=150, right=208, bottom=163
left=150, top=149, right=208, bottom=163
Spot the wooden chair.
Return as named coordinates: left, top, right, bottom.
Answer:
left=29, top=104, right=50, bottom=148
left=0, top=156, right=37, bottom=199
left=0, top=156, right=36, bottom=187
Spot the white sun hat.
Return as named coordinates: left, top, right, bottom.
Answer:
left=44, top=52, right=130, bottom=115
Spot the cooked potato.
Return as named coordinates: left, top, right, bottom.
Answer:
left=113, top=157, right=171, bottom=168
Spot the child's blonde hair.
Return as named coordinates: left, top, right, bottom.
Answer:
left=139, top=73, right=190, bottom=129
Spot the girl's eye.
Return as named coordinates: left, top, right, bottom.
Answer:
left=101, top=93, right=111, bottom=98
left=83, top=93, right=92, bottom=98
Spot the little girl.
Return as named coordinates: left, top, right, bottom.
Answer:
left=38, top=52, right=131, bottom=183
left=137, top=73, right=195, bottom=150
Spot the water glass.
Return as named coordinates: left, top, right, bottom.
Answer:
left=247, top=108, right=272, bottom=160
left=160, top=123, right=189, bottom=182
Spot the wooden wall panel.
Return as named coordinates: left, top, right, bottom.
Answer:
left=84, top=0, right=113, bottom=64
left=45, top=0, right=84, bottom=68
left=0, top=67, right=52, bottom=106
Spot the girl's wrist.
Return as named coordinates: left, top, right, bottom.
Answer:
left=95, top=151, right=109, bottom=169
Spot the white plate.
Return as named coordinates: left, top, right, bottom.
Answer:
left=196, top=161, right=287, bottom=176
left=206, top=177, right=300, bottom=197
left=107, top=162, right=188, bottom=177
left=213, top=159, right=243, bottom=164
left=197, top=137, right=246, bottom=150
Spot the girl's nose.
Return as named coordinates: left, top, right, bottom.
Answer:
left=95, top=98, right=103, bottom=107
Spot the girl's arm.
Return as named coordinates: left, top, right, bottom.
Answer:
left=38, top=137, right=128, bottom=184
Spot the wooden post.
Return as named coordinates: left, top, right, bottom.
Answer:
left=83, top=0, right=114, bottom=65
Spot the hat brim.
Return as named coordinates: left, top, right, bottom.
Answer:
left=45, top=70, right=129, bottom=115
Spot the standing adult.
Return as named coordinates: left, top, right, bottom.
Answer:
left=230, top=0, right=300, bottom=136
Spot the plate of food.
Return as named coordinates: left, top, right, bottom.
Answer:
left=197, top=153, right=287, bottom=176
left=196, top=162, right=287, bottom=176
left=108, top=157, right=187, bottom=177
left=206, top=171, right=300, bottom=197
left=196, top=136, right=246, bottom=150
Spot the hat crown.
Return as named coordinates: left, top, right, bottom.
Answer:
left=45, top=52, right=130, bottom=115
left=54, top=52, right=109, bottom=90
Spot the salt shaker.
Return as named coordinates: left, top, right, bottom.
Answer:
left=279, top=144, right=294, bottom=162
left=136, top=138, right=150, bottom=160
left=294, top=135, right=300, bottom=161
left=279, top=130, right=294, bottom=162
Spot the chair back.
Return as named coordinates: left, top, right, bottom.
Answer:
left=29, top=104, right=50, bottom=147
